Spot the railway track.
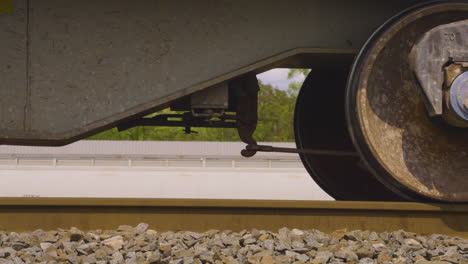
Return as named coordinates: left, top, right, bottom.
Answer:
left=0, top=198, right=467, bottom=238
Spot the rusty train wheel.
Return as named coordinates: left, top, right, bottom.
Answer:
left=294, top=68, right=403, bottom=201
left=346, top=1, right=468, bottom=202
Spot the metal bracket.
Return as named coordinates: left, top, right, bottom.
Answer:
left=230, top=73, right=260, bottom=157
left=191, top=82, right=229, bottom=117
left=410, top=19, right=468, bottom=116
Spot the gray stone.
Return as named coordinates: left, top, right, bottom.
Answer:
left=102, top=236, right=124, bottom=251
left=357, top=245, right=376, bottom=258
left=11, top=243, right=27, bottom=251
left=86, top=232, right=100, bottom=241
left=458, top=243, right=468, bottom=251
left=141, top=241, right=158, bottom=252
left=262, top=239, right=275, bottom=250
left=285, top=250, right=299, bottom=257
left=198, top=251, right=215, bottom=262
left=243, top=237, right=256, bottom=245
left=11, top=257, right=24, bottom=264
left=427, top=246, right=446, bottom=258
left=275, top=241, right=290, bottom=251
left=360, top=257, right=376, bottom=264
left=368, top=232, right=379, bottom=241
left=221, top=233, right=240, bottom=246
left=135, top=223, right=149, bottom=234
left=372, top=243, right=386, bottom=251
left=291, top=229, right=304, bottom=236
left=404, top=238, right=422, bottom=248
left=328, top=257, right=345, bottom=264
left=39, top=243, right=52, bottom=251
left=295, top=253, right=309, bottom=262
left=344, top=230, right=363, bottom=241
left=314, top=251, right=333, bottom=263
left=335, top=249, right=358, bottom=262
left=0, top=248, right=16, bottom=258
left=172, top=249, right=194, bottom=259
left=306, top=240, right=324, bottom=250
left=253, top=250, right=274, bottom=257
left=329, top=237, right=340, bottom=245
left=69, top=227, right=84, bottom=242
left=416, top=236, right=428, bottom=244
left=147, top=251, right=161, bottom=264
left=379, top=232, right=390, bottom=242
left=411, top=248, right=428, bottom=259
left=110, top=251, right=124, bottom=264
left=292, top=240, right=305, bottom=249
left=8, top=233, right=20, bottom=242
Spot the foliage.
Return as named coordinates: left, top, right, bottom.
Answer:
left=254, top=81, right=296, bottom=142
left=87, top=69, right=310, bottom=142
left=287, top=69, right=311, bottom=97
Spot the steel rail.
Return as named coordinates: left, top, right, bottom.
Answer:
left=0, top=198, right=466, bottom=237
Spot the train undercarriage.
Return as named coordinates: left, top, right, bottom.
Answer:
left=0, top=1, right=466, bottom=202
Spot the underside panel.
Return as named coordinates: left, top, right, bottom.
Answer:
left=0, top=0, right=422, bottom=144
left=0, top=0, right=27, bottom=137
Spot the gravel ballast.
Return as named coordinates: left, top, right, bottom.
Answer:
left=0, top=224, right=466, bottom=264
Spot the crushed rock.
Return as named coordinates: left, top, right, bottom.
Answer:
left=0, top=224, right=465, bottom=263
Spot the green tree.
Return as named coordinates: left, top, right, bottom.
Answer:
left=254, top=81, right=295, bottom=142
left=287, top=69, right=310, bottom=97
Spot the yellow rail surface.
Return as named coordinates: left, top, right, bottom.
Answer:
left=0, top=198, right=467, bottom=237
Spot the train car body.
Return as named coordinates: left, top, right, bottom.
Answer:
left=0, top=0, right=419, bottom=144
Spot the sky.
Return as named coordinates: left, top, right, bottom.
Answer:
left=256, top=68, right=306, bottom=91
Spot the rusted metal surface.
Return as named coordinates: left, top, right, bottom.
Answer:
left=0, top=0, right=422, bottom=145
left=346, top=2, right=468, bottom=202
left=0, top=198, right=466, bottom=238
